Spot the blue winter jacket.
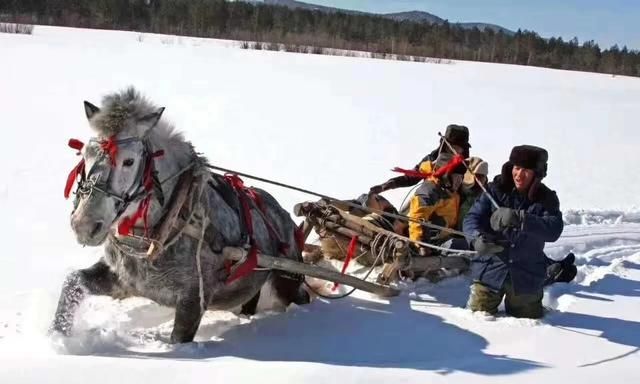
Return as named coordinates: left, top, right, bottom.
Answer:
left=462, top=175, right=564, bottom=295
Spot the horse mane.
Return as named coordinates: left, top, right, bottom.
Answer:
left=90, top=87, right=200, bottom=165
left=91, top=87, right=175, bottom=140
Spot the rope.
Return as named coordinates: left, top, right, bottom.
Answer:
left=304, top=232, right=391, bottom=300
left=204, top=163, right=471, bottom=239
left=193, top=181, right=209, bottom=315
left=195, top=214, right=208, bottom=314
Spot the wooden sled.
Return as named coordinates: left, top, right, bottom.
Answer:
left=293, top=200, right=470, bottom=287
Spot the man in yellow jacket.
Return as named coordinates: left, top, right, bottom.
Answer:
left=369, top=124, right=471, bottom=195
left=408, top=152, right=467, bottom=245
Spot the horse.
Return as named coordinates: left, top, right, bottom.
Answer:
left=51, top=87, right=310, bottom=343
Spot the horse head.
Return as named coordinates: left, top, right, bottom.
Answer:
left=66, top=87, right=170, bottom=246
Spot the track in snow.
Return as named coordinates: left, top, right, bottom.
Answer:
left=1, top=212, right=639, bottom=357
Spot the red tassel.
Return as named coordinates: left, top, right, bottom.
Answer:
left=64, top=159, right=85, bottom=199
left=392, top=166, right=432, bottom=179
left=117, top=195, right=152, bottom=237
left=333, top=235, right=358, bottom=291
left=294, top=225, right=306, bottom=252
left=434, top=154, right=465, bottom=177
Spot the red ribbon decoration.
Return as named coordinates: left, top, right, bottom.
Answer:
left=64, top=159, right=85, bottom=199
left=64, top=138, right=86, bottom=199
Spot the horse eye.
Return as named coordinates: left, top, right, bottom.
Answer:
left=123, top=158, right=135, bottom=167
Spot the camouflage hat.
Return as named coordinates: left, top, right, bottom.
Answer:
left=463, top=157, right=489, bottom=186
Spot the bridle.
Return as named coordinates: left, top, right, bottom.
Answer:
left=65, top=128, right=170, bottom=237
left=79, top=137, right=154, bottom=205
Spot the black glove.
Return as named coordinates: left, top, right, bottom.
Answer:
left=473, top=236, right=504, bottom=255
left=369, top=181, right=394, bottom=195
left=544, top=253, right=577, bottom=285
left=369, top=184, right=384, bottom=194
left=490, top=207, right=523, bottom=232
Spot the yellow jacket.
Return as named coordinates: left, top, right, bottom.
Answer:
left=409, top=160, right=460, bottom=243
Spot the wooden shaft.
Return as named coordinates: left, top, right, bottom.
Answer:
left=222, top=247, right=400, bottom=297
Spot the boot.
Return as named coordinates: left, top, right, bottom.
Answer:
left=544, top=252, right=577, bottom=285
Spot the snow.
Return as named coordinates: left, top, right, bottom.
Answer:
left=1, top=25, right=640, bottom=382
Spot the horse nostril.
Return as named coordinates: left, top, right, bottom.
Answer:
left=90, top=222, right=104, bottom=238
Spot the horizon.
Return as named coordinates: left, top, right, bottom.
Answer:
left=282, top=0, right=640, bottom=50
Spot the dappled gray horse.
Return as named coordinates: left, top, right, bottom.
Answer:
left=52, top=87, right=309, bottom=343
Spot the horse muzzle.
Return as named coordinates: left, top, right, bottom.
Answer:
left=71, top=215, right=109, bottom=246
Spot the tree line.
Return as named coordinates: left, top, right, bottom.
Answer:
left=2, top=0, right=639, bottom=77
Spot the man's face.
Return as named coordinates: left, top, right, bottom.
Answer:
left=512, top=165, right=535, bottom=192
left=451, top=144, right=464, bottom=154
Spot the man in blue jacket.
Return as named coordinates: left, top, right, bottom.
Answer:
left=463, top=145, right=563, bottom=318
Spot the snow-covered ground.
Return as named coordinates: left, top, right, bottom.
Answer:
left=1, top=26, right=640, bottom=383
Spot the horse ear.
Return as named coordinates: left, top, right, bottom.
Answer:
left=84, top=101, right=100, bottom=120
left=139, top=107, right=165, bottom=128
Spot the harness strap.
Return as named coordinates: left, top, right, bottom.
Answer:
left=224, top=174, right=259, bottom=284
left=116, top=150, right=165, bottom=237
left=146, top=171, right=195, bottom=261
left=248, top=189, right=290, bottom=254
left=223, top=173, right=293, bottom=284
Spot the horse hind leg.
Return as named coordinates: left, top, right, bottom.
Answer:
left=50, top=259, right=127, bottom=336
left=240, top=292, right=261, bottom=316
left=272, top=271, right=310, bottom=306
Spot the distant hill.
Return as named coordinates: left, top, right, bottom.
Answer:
left=264, top=0, right=515, bottom=34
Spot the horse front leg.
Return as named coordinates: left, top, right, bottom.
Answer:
left=50, top=259, right=126, bottom=336
left=170, top=291, right=205, bottom=344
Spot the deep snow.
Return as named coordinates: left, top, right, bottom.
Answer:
left=1, top=26, right=640, bottom=383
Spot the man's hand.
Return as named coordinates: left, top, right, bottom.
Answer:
left=369, top=184, right=385, bottom=194
left=369, top=181, right=394, bottom=195
left=490, top=207, right=523, bottom=232
left=473, top=236, right=504, bottom=254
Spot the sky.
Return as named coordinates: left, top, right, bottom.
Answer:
left=301, top=0, right=640, bottom=50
